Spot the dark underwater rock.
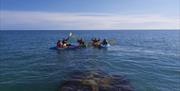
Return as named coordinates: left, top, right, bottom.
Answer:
left=59, top=70, right=134, bottom=91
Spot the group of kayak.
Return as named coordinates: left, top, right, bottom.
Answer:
left=54, top=33, right=110, bottom=50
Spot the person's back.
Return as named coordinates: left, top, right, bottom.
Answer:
left=102, top=39, right=108, bottom=45
left=57, top=40, right=60, bottom=47
left=59, top=41, right=63, bottom=48
left=78, top=38, right=85, bottom=45
left=61, top=38, right=66, bottom=47
left=57, top=40, right=63, bottom=48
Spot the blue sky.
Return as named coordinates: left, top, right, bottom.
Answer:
left=0, top=0, right=179, bottom=30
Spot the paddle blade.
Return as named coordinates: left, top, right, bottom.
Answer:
left=69, top=32, right=73, bottom=37
left=67, top=32, right=79, bottom=43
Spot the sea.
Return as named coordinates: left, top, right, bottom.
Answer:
left=0, top=30, right=180, bottom=91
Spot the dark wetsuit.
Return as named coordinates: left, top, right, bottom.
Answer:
left=102, top=40, right=108, bottom=45
left=78, top=39, right=85, bottom=45
left=62, top=37, right=71, bottom=46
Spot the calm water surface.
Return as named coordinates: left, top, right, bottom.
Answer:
left=0, top=30, right=180, bottom=91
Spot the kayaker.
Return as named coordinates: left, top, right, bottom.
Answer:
left=95, top=38, right=101, bottom=46
left=92, top=38, right=97, bottom=42
left=77, top=38, right=85, bottom=46
left=62, top=37, right=72, bottom=47
left=101, top=39, right=108, bottom=45
left=91, top=38, right=100, bottom=47
left=57, top=40, right=63, bottom=48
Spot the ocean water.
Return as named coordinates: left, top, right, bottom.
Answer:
left=0, top=30, right=180, bottom=91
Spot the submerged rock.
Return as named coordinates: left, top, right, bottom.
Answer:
left=59, top=70, right=134, bottom=91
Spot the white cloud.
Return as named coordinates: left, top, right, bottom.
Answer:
left=0, top=11, right=179, bottom=30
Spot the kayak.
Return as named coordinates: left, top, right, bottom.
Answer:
left=49, top=45, right=77, bottom=50
left=50, top=45, right=86, bottom=50
left=99, top=44, right=111, bottom=48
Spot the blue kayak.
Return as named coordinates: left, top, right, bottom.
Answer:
left=50, top=45, right=78, bottom=50
left=99, top=44, right=111, bottom=48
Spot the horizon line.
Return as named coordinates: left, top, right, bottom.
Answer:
left=0, top=29, right=180, bottom=31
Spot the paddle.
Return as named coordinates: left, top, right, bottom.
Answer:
left=69, top=32, right=72, bottom=37
left=67, top=32, right=79, bottom=44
